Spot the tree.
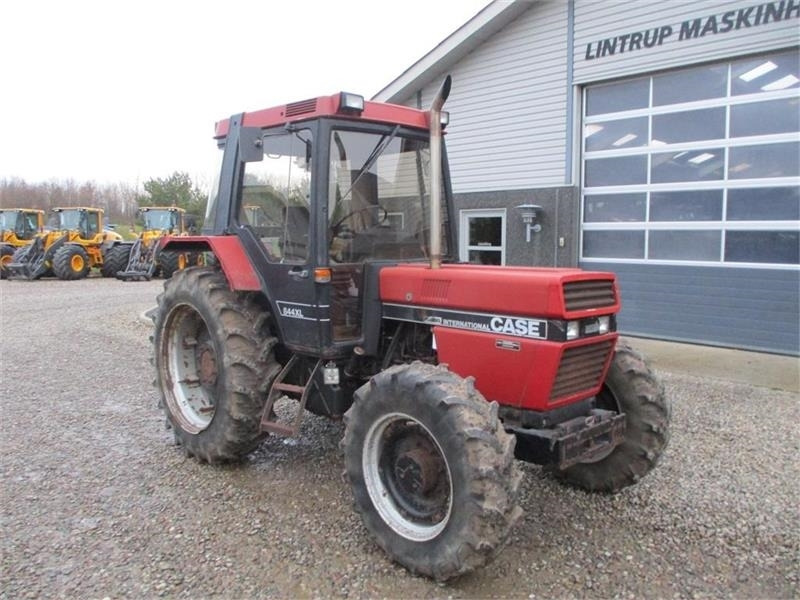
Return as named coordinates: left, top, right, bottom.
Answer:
left=137, top=172, right=207, bottom=224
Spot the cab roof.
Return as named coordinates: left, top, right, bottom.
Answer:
left=214, top=92, right=430, bottom=139
left=52, top=207, right=103, bottom=212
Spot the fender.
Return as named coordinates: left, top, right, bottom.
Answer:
left=160, top=235, right=261, bottom=291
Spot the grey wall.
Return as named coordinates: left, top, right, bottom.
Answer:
left=454, top=186, right=580, bottom=268
left=587, top=261, right=800, bottom=356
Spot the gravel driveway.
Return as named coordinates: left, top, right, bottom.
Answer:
left=1, top=276, right=797, bottom=599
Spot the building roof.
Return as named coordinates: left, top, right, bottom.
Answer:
left=372, top=0, right=535, bottom=104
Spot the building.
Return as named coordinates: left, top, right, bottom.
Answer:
left=374, top=0, right=799, bottom=355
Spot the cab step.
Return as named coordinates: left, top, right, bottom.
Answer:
left=259, top=355, right=321, bottom=437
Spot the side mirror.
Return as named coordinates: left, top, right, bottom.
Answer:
left=239, top=127, right=264, bottom=162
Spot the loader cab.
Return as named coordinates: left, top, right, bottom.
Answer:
left=210, top=96, right=454, bottom=357
left=0, top=209, right=43, bottom=241
left=141, top=208, right=183, bottom=234
left=47, top=208, right=102, bottom=240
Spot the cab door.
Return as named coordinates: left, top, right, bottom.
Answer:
left=234, top=126, right=325, bottom=353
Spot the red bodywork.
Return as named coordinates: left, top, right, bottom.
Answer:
left=161, top=236, right=261, bottom=291
left=215, top=94, right=430, bottom=139
left=380, top=263, right=621, bottom=412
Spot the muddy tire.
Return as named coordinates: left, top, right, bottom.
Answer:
left=343, top=362, right=522, bottom=581
left=555, top=342, right=670, bottom=493
left=158, top=250, right=181, bottom=279
left=101, top=244, right=131, bottom=277
left=153, top=267, right=280, bottom=462
left=53, top=245, right=90, bottom=280
left=0, top=244, right=14, bottom=278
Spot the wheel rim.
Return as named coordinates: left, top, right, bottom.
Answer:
left=161, top=303, right=217, bottom=433
left=362, top=412, right=453, bottom=542
left=1, top=255, right=11, bottom=268
left=178, top=254, right=187, bottom=270
left=71, top=254, right=85, bottom=271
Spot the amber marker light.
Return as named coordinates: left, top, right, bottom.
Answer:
left=314, top=268, right=332, bottom=283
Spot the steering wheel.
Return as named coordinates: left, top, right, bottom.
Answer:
left=330, top=206, right=388, bottom=238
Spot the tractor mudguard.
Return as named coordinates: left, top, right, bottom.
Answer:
left=160, top=235, right=261, bottom=291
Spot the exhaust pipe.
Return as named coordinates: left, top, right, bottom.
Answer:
left=428, top=75, right=451, bottom=270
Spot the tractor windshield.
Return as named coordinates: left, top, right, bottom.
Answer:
left=144, top=210, right=178, bottom=231
left=328, top=129, right=448, bottom=263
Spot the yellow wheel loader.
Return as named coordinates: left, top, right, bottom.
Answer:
left=0, top=209, right=45, bottom=278
left=6, top=207, right=123, bottom=280
left=114, top=206, right=200, bottom=281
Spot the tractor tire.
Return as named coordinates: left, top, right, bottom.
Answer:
left=0, top=244, right=14, bottom=279
left=101, top=244, right=131, bottom=277
left=53, top=245, right=90, bottom=280
left=555, top=342, right=670, bottom=493
left=343, top=362, right=523, bottom=581
left=158, top=250, right=182, bottom=279
left=153, top=267, right=281, bottom=463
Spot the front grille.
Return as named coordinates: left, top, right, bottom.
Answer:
left=563, top=279, right=616, bottom=311
left=550, top=340, right=613, bottom=401
left=285, top=98, right=317, bottom=117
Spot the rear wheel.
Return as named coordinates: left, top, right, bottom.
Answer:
left=0, top=244, right=14, bottom=278
left=555, top=342, right=670, bottom=492
left=343, top=362, right=522, bottom=581
left=53, top=245, right=90, bottom=280
left=153, top=267, right=280, bottom=462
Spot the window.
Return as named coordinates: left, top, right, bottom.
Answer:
left=327, top=129, right=444, bottom=263
left=240, top=129, right=312, bottom=263
left=582, top=49, right=800, bottom=267
left=460, top=209, right=505, bottom=265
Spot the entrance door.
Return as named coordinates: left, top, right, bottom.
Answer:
left=459, top=209, right=506, bottom=265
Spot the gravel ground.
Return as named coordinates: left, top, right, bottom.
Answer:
left=1, top=276, right=798, bottom=599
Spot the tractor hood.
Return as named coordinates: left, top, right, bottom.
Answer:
left=379, top=263, right=620, bottom=320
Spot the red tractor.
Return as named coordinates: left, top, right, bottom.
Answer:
left=152, top=78, right=669, bottom=581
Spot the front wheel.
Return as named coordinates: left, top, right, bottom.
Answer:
left=53, top=245, right=90, bottom=280
left=0, top=244, right=15, bottom=278
left=158, top=250, right=182, bottom=278
left=101, top=244, right=131, bottom=277
left=343, top=362, right=522, bottom=581
left=555, top=342, right=670, bottom=492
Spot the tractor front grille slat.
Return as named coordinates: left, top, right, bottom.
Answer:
left=563, top=280, right=616, bottom=311
left=550, top=340, right=613, bottom=401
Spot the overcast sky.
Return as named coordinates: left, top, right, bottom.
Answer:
left=0, top=0, right=489, bottom=188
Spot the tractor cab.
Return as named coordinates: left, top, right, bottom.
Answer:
left=200, top=94, right=453, bottom=357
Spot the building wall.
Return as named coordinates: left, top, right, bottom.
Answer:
left=415, top=0, right=571, bottom=192
left=391, top=0, right=799, bottom=354
left=453, top=186, right=580, bottom=268
left=574, top=0, right=800, bottom=83
left=592, top=262, right=800, bottom=354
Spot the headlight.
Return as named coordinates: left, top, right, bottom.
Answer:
left=566, top=321, right=580, bottom=340
left=597, top=316, right=610, bottom=334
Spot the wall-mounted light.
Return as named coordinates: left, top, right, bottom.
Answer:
left=515, top=204, right=542, bottom=242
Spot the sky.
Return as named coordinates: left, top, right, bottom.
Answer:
left=0, top=0, right=490, bottom=188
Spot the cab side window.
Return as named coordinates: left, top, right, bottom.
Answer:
left=240, top=130, right=312, bottom=263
